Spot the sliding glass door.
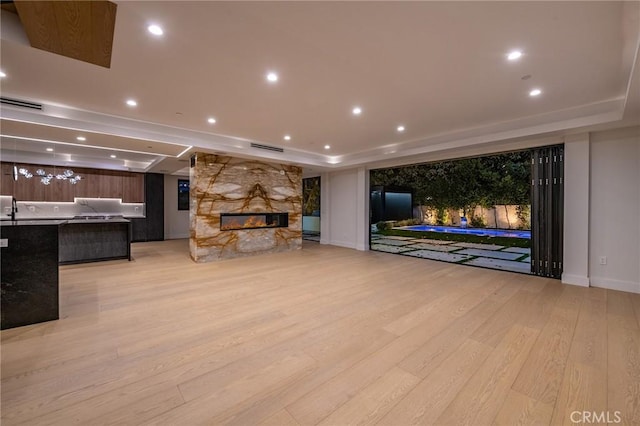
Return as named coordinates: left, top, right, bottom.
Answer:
left=530, top=145, right=564, bottom=278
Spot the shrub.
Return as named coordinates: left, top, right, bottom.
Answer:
left=470, top=215, right=486, bottom=228
left=516, top=205, right=530, bottom=230
left=376, top=221, right=390, bottom=231
left=394, top=218, right=421, bottom=227
left=435, top=208, right=446, bottom=225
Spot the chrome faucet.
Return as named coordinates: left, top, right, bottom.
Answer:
left=10, top=197, right=18, bottom=221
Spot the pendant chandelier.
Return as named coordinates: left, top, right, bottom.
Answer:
left=15, top=166, right=82, bottom=185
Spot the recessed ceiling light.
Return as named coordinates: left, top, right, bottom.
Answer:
left=397, top=125, right=405, bottom=133
left=207, top=117, right=216, bottom=124
left=324, top=145, right=331, bottom=150
left=0, top=71, right=6, bottom=78
left=46, top=148, right=54, bottom=152
left=126, top=99, right=137, bottom=107
left=284, top=135, right=291, bottom=141
left=76, top=136, right=86, bottom=141
left=266, top=72, right=278, bottom=83
left=148, top=24, right=164, bottom=36
left=110, top=154, right=117, bottom=159
left=529, top=88, right=542, bottom=97
left=352, top=106, right=362, bottom=115
left=507, top=50, right=522, bottom=61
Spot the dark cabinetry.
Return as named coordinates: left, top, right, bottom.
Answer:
left=1, top=222, right=60, bottom=329
left=131, top=173, right=164, bottom=242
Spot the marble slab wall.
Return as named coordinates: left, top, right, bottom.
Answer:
left=190, top=153, right=302, bottom=262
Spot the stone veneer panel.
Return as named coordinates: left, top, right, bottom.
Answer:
left=190, top=153, right=302, bottom=262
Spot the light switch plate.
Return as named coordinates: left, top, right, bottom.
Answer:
left=0, top=239, right=8, bottom=248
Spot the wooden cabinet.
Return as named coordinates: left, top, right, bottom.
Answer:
left=1, top=162, right=145, bottom=203
left=123, top=173, right=144, bottom=203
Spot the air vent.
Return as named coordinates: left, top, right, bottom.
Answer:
left=250, top=143, right=284, bottom=153
left=0, top=97, right=43, bottom=111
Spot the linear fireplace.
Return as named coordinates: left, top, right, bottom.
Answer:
left=220, top=213, right=289, bottom=231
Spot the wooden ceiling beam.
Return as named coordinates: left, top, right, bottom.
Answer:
left=13, top=1, right=117, bottom=68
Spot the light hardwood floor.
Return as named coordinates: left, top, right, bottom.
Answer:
left=1, top=240, right=639, bottom=425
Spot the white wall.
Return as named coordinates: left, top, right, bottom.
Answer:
left=562, top=134, right=591, bottom=286
left=164, top=174, right=190, bottom=240
left=589, top=127, right=640, bottom=293
left=321, top=168, right=369, bottom=250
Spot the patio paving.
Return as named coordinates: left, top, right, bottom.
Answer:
left=455, top=248, right=523, bottom=261
left=453, top=242, right=505, bottom=250
left=465, top=257, right=532, bottom=274
left=409, top=243, right=461, bottom=252
left=503, top=247, right=531, bottom=254
left=373, top=239, right=418, bottom=247
left=380, top=236, right=416, bottom=240
left=402, top=250, right=473, bottom=263
left=408, top=239, right=455, bottom=245
left=370, top=244, right=416, bottom=254
left=369, top=232, right=532, bottom=275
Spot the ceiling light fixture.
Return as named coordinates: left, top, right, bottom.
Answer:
left=529, top=88, right=542, bottom=97
left=110, top=154, right=117, bottom=159
left=207, top=117, right=216, bottom=124
left=76, top=136, right=86, bottom=141
left=46, top=148, right=54, bottom=152
left=397, top=125, right=405, bottom=133
left=0, top=71, right=6, bottom=78
left=284, top=135, right=291, bottom=141
left=126, top=99, right=137, bottom=107
left=352, top=106, right=362, bottom=115
left=266, top=72, right=278, bottom=83
left=324, top=145, right=331, bottom=150
left=148, top=24, right=164, bottom=36
left=507, top=50, right=523, bottom=61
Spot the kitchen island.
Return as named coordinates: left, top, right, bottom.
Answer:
left=59, top=217, right=132, bottom=264
left=1, top=217, right=132, bottom=329
left=1, top=220, right=63, bottom=329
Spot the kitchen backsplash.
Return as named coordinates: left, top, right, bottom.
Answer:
left=0, top=196, right=145, bottom=220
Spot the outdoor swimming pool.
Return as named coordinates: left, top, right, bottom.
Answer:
left=397, top=225, right=531, bottom=239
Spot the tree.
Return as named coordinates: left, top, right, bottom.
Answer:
left=370, top=150, right=531, bottom=224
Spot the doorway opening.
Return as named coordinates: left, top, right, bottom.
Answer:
left=369, top=147, right=563, bottom=277
left=302, top=176, right=321, bottom=242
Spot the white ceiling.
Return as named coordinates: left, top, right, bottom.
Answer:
left=1, top=1, right=639, bottom=175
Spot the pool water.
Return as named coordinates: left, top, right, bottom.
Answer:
left=397, top=225, right=531, bottom=239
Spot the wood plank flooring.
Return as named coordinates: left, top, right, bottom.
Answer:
left=1, top=239, right=639, bottom=425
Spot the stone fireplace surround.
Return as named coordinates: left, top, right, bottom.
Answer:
left=189, top=153, right=302, bottom=262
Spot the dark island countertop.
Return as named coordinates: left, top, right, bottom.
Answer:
left=1, top=220, right=68, bottom=226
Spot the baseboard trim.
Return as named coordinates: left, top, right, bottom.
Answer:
left=561, top=273, right=590, bottom=287
left=355, top=243, right=369, bottom=251
left=166, top=233, right=189, bottom=240
left=328, top=240, right=357, bottom=249
left=590, top=277, right=640, bottom=294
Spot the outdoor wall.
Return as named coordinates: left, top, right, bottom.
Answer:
left=164, top=174, right=190, bottom=240
left=420, top=205, right=530, bottom=229
left=589, top=127, right=640, bottom=293
left=189, top=154, right=302, bottom=262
